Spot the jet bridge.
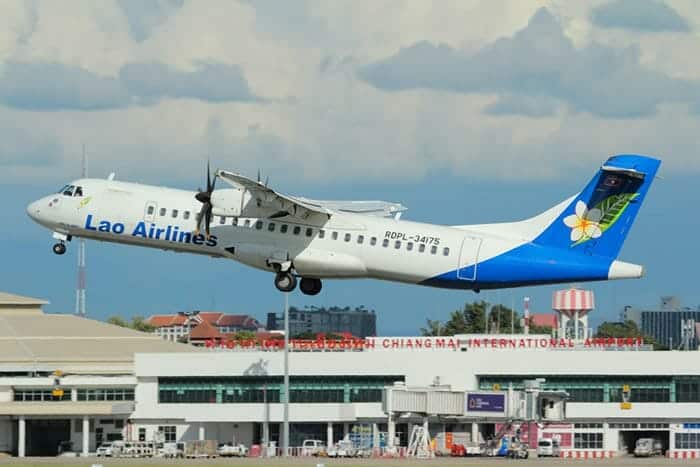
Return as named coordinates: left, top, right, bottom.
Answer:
left=382, top=380, right=568, bottom=455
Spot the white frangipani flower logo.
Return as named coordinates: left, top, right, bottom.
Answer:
left=563, top=200, right=603, bottom=242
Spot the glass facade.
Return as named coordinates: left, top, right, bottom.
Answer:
left=478, top=375, right=700, bottom=403
left=640, top=310, right=700, bottom=349
left=158, top=375, right=403, bottom=404
left=676, top=433, right=700, bottom=449
left=77, top=388, right=135, bottom=401
left=574, top=432, right=603, bottom=449
left=13, top=389, right=71, bottom=401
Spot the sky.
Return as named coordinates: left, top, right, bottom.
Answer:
left=1, top=0, right=699, bottom=335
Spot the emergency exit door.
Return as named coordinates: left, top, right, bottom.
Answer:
left=457, top=236, right=481, bottom=281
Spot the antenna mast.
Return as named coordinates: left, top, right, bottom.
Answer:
left=75, top=145, right=87, bottom=317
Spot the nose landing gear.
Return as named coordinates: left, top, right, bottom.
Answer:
left=52, top=242, right=67, bottom=255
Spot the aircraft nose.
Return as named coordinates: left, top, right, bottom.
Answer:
left=26, top=199, right=44, bottom=222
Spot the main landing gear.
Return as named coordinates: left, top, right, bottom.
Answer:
left=299, top=277, right=322, bottom=296
left=52, top=242, right=66, bottom=255
left=274, top=272, right=297, bottom=292
left=272, top=272, right=323, bottom=295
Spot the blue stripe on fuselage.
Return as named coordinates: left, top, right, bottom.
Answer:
left=421, top=242, right=612, bottom=290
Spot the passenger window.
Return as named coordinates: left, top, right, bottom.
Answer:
left=370, top=237, right=377, bottom=246
left=382, top=239, right=389, bottom=247
left=357, top=235, right=364, bottom=244
left=172, top=209, right=179, bottom=218
left=255, top=221, right=264, bottom=230
left=268, top=222, right=276, bottom=232
left=443, top=247, right=450, bottom=256
left=332, top=231, right=338, bottom=240
left=74, top=186, right=83, bottom=197
left=219, top=216, right=226, bottom=225
left=280, top=224, right=288, bottom=233
left=147, top=206, right=155, bottom=215
left=244, top=219, right=251, bottom=227
left=407, top=242, right=414, bottom=251
left=344, top=233, right=351, bottom=242
left=293, top=226, right=301, bottom=235
left=306, top=228, right=313, bottom=237
left=419, top=244, right=426, bottom=253
left=395, top=240, right=401, bottom=249
left=159, top=208, right=166, bottom=216
left=431, top=245, right=437, bottom=254
left=318, top=230, right=325, bottom=239
left=184, top=211, right=190, bottom=220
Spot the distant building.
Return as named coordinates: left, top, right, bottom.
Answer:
left=267, top=306, right=377, bottom=338
left=147, top=311, right=262, bottom=342
left=624, top=297, right=700, bottom=350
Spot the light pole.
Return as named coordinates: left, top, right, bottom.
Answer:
left=283, top=291, right=290, bottom=457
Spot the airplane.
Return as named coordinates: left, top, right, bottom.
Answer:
left=26, top=154, right=660, bottom=295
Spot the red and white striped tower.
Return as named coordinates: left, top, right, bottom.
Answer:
left=552, top=288, right=595, bottom=340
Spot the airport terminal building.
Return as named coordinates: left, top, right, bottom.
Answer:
left=2, top=292, right=700, bottom=458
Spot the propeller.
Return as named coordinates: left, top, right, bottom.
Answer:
left=194, top=161, right=217, bottom=238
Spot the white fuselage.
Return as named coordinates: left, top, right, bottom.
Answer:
left=26, top=178, right=527, bottom=288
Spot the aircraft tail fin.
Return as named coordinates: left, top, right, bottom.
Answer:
left=532, top=155, right=661, bottom=259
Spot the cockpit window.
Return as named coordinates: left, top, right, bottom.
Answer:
left=74, top=186, right=83, bottom=197
left=61, top=185, right=75, bottom=196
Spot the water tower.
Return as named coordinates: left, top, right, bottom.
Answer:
left=552, top=288, right=595, bottom=340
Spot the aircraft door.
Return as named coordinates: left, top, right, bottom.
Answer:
left=457, top=236, right=481, bottom=281
left=144, top=201, right=158, bottom=222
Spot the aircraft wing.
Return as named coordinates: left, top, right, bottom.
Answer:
left=294, top=198, right=407, bottom=218
left=216, top=170, right=407, bottom=220
left=217, top=170, right=333, bottom=219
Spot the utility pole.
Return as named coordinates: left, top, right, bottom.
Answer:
left=283, top=292, right=290, bottom=456
left=75, top=145, right=87, bottom=317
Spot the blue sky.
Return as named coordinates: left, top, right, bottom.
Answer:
left=1, top=0, right=699, bottom=334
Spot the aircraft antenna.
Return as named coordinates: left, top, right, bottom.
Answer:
left=75, top=145, right=88, bottom=317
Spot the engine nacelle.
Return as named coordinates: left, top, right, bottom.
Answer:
left=211, top=188, right=280, bottom=218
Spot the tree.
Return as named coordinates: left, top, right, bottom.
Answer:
left=131, top=316, right=155, bottom=333
left=595, top=320, right=642, bottom=338
left=488, top=304, right=523, bottom=334
left=420, top=319, right=444, bottom=336
left=232, top=330, right=257, bottom=341
left=106, top=316, right=155, bottom=333
left=462, top=301, right=488, bottom=333
left=442, top=310, right=469, bottom=335
left=595, top=320, right=663, bottom=349
left=107, top=316, right=128, bottom=328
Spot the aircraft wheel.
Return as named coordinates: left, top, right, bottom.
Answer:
left=52, top=243, right=66, bottom=255
left=274, top=272, right=297, bottom=292
left=300, top=278, right=322, bottom=296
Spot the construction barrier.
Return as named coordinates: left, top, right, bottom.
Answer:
left=559, top=450, right=616, bottom=459
left=667, top=450, right=700, bottom=459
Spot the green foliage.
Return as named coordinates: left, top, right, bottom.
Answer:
left=420, top=301, right=522, bottom=336
left=231, top=330, right=257, bottom=341
left=595, top=320, right=642, bottom=338
left=107, top=316, right=128, bottom=328
left=106, top=315, right=155, bottom=333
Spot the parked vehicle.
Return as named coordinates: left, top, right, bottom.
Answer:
left=97, top=441, right=125, bottom=457
left=57, top=440, right=77, bottom=457
left=301, top=439, right=325, bottom=456
left=634, top=438, right=663, bottom=457
left=326, top=440, right=358, bottom=458
left=217, top=443, right=248, bottom=457
left=537, top=438, right=561, bottom=457
left=506, top=439, right=529, bottom=459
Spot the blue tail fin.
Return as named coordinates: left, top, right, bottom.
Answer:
left=534, top=154, right=661, bottom=258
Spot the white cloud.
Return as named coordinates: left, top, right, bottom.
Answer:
left=0, top=0, right=698, bottom=186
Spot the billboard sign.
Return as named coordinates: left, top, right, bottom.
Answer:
left=466, top=392, right=506, bottom=414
